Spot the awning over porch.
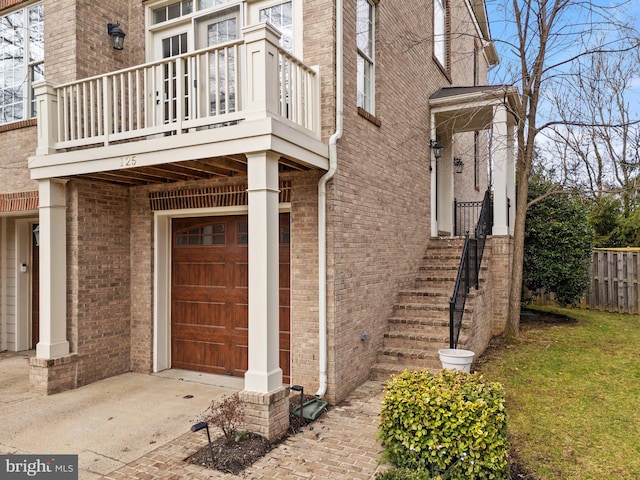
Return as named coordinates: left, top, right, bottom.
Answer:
left=429, top=85, right=520, bottom=237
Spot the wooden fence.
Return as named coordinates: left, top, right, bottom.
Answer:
left=583, top=248, right=640, bottom=314
left=532, top=248, right=640, bottom=314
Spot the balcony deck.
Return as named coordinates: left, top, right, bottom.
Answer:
left=29, top=23, right=329, bottom=185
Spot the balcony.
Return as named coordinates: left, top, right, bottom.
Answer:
left=29, top=23, right=329, bottom=184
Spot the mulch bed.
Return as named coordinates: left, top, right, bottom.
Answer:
left=185, top=393, right=317, bottom=474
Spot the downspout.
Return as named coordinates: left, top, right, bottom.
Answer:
left=316, top=0, right=343, bottom=398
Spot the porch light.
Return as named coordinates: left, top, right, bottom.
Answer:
left=107, top=22, right=126, bottom=50
left=430, top=139, right=443, bottom=160
left=33, top=225, right=40, bottom=247
left=454, top=157, right=464, bottom=174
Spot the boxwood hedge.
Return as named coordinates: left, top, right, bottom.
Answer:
left=377, top=369, right=509, bottom=479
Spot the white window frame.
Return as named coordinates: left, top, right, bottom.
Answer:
left=0, top=2, right=44, bottom=126
left=356, top=0, right=376, bottom=114
left=434, top=0, right=447, bottom=70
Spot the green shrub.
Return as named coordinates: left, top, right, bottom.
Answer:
left=375, top=467, right=431, bottom=480
left=377, top=370, right=509, bottom=480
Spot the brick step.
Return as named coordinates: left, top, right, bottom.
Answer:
left=387, top=316, right=470, bottom=332
left=375, top=346, right=447, bottom=368
left=383, top=328, right=449, bottom=349
left=370, top=362, right=441, bottom=381
left=397, top=290, right=451, bottom=304
left=428, top=238, right=465, bottom=247
left=415, top=277, right=456, bottom=288
left=391, top=303, right=449, bottom=318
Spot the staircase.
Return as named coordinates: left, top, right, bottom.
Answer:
left=371, top=237, right=477, bottom=380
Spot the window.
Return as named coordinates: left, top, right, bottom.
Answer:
left=176, top=223, right=225, bottom=245
left=153, top=0, right=193, bottom=24
left=434, top=0, right=447, bottom=70
left=0, top=3, right=44, bottom=125
left=356, top=0, right=375, bottom=113
left=259, top=2, right=293, bottom=52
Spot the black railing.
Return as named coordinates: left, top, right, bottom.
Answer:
left=449, top=189, right=492, bottom=349
left=454, top=199, right=483, bottom=236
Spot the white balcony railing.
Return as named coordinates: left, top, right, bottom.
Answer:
left=34, top=23, right=320, bottom=155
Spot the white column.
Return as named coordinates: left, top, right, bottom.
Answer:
left=36, top=178, right=69, bottom=359
left=507, top=122, right=516, bottom=235
left=430, top=114, right=438, bottom=237
left=244, top=151, right=282, bottom=393
left=492, top=105, right=509, bottom=236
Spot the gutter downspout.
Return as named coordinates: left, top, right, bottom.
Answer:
left=316, top=0, right=343, bottom=398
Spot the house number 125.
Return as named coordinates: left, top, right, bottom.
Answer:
left=120, top=155, right=136, bottom=167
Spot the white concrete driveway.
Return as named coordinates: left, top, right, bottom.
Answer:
left=0, top=352, right=233, bottom=479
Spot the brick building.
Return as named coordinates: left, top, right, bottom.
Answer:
left=0, top=0, right=518, bottom=439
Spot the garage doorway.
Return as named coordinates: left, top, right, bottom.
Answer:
left=170, top=214, right=290, bottom=383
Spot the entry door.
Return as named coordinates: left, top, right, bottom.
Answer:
left=171, top=214, right=291, bottom=383
left=194, top=7, right=240, bottom=116
left=153, top=27, right=190, bottom=125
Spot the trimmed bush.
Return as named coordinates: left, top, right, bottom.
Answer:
left=377, top=370, right=509, bottom=479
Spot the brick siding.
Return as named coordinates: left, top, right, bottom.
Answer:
left=66, top=180, right=132, bottom=387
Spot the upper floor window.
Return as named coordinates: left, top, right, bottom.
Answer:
left=259, top=2, right=293, bottom=53
left=356, top=0, right=375, bottom=113
left=152, top=0, right=235, bottom=25
left=0, top=3, right=44, bottom=125
left=434, top=0, right=448, bottom=71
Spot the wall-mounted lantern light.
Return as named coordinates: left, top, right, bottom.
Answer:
left=429, top=139, right=443, bottom=160
left=107, top=22, right=126, bottom=50
left=33, top=225, right=40, bottom=247
left=454, top=157, right=464, bottom=174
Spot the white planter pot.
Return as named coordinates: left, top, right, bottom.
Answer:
left=438, top=348, right=475, bottom=372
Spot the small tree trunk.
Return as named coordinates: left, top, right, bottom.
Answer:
left=505, top=146, right=533, bottom=340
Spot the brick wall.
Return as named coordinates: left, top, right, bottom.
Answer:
left=0, top=125, right=38, bottom=193
left=289, top=171, right=322, bottom=390
left=296, top=0, right=496, bottom=403
left=66, top=180, right=132, bottom=387
left=129, top=185, right=154, bottom=373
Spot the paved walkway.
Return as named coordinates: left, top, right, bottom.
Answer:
left=102, top=380, right=388, bottom=480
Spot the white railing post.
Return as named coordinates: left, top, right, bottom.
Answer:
left=103, top=76, right=112, bottom=146
left=310, top=65, right=321, bottom=138
left=34, top=81, right=58, bottom=155
left=242, top=23, right=282, bottom=121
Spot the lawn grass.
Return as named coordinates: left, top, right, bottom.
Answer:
left=476, top=306, right=640, bottom=480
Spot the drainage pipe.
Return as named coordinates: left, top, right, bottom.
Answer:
left=316, top=0, right=343, bottom=398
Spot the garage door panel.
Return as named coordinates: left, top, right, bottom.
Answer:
left=172, top=338, right=227, bottom=374
left=233, top=262, right=248, bottom=288
left=279, top=307, right=290, bottom=331
left=172, top=324, right=228, bottom=342
left=231, top=345, right=248, bottom=375
left=174, top=262, right=227, bottom=287
left=172, top=300, right=227, bottom=327
left=229, top=303, right=248, bottom=331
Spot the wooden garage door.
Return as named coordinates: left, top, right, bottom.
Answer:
left=171, top=214, right=290, bottom=383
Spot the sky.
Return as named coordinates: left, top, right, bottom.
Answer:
left=484, top=0, right=640, bottom=118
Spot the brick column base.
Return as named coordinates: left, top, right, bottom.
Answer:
left=29, top=354, right=78, bottom=395
left=239, top=387, right=289, bottom=442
